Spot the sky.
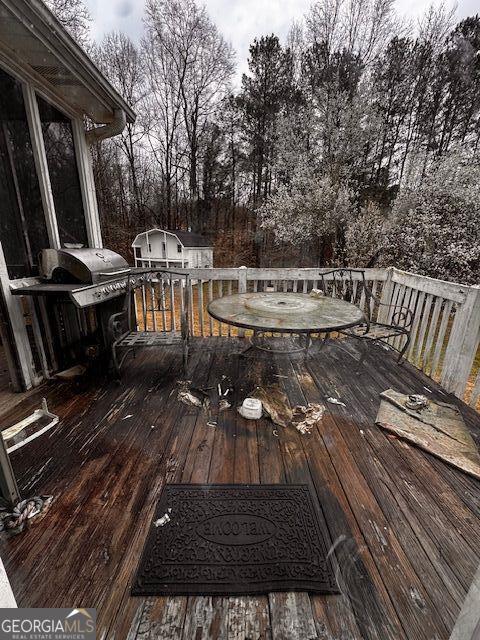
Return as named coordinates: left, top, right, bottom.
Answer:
left=84, top=0, right=478, bottom=81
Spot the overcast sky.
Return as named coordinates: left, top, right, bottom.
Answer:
left=84, top=0, right=478, bottom=81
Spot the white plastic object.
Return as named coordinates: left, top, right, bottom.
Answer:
left=239, top=398, right=262, bottom=420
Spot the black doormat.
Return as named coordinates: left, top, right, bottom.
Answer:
left=132, top=484, right=338, bottom=596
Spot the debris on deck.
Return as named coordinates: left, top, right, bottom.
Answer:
left=326, top=396, right=346, bottom=407
left=238, top=398, right=262, bottom=420
left=376, top=389, right=480, bottom=480
left=291, top=403, right=325, bottom=434
left=405, top=394, right=429, bottom=410
left=250, top=385, right=293, bottom=427
left=2, top=399, right=59, bottom=454
left=55, top=364, right=87, bottom=381
left=218, top=375, right=234, bottom=397
left=0, top=496, right=53, bottom=535
left=177, top=390, right=203, bottom=408
left=176, top=381, right=210, bottom=411
left=154, top=509, right=171, bottom=528
left=218, top=399, right=231, bottom=411
left=237, top=388, right=325, bottom=435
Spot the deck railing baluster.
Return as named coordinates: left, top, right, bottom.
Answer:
left=422, top=296, right=443, bottom=373
left=169, top=278, right=176, bottom=332
left=431, top=299, right=452, bottom=378
left=208, top=280, right=214, bottom=336
left=198, top=279, right=205, bottom=337
left=415, top=293, right=434, bottom=368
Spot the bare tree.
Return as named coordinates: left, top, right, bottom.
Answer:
left=306, top=0, right=398, bottom=65
left=92, top=32, right=149, bottom=225
left=143, top=0, right=235, bottom=231
left=44, top=0, right=92, bottom=48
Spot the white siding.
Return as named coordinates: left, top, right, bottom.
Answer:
left=133, top=230, right=213, bottom=267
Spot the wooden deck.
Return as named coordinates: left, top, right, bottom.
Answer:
left=1, top=337, right=479, bottom=639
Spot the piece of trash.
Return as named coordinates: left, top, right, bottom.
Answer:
left=207, top=420, right=217, bottom=427
left=326, top=397, right=346, bottom=407
left=151, top=425, right=155, bottom=429
left=154, top=513, right=170, bottom=527
left=122, top=414, right=133, bottom=420
left=0, top=495, right=53, bottom=535
left=217, top=375, right=234, bottom=397
left=291, top=403, right=325, bottom=434
left=272, top=429, right=279, bottom=437
left=360, top=429, right=365, bottom=435
left=309, top=288, right=324, bottom=298
left=250, top=385, right=292, bottom=427
left=405, top=394, right=429, bottom=411
left=238, top=397, right=262, bottom=420
left=2, top=399, right=59, bottom=454
left=177, top=381, right=210, bottom=410
left=178, top=390, right=203, bottom=408
left=218, top=399, right=231, bottom=411
left=55, top=364, right=86, bottom=380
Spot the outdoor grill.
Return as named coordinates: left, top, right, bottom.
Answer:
left=12, top=247, right=149, bottom=371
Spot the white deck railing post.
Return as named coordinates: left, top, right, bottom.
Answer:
left=377, top=266, right=394, bottom=323
left=441, top=285, right=480, bottom=396
left=237, top=266, right=247, bottom=337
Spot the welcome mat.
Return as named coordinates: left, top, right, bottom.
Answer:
left=132, top=484, right=338, bottom=596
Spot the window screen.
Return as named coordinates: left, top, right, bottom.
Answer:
left=0, top=67, right=49, bottom=279
left=37, top=96, right=87, bottom=248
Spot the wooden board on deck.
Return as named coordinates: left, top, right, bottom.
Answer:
left=376, top=389, right=480, bottom=480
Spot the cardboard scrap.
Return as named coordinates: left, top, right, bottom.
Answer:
left=376, top=389, right=480, bottom=480
left=291, top=403, right=325, bottom=434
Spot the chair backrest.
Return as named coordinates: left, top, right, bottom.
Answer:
left=319, top=268, right=373, bottom=322
left=124, top=268, right=191, bottom=336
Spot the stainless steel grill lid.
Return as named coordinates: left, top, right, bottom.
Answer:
left=40, top=248, right=130, bottom=284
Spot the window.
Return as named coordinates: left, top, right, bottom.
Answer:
left=0, top=67, right=49, bottom=278
left=177, top=244, right=182, bottom=253
left=162, top=242, right=166, bottom=252
left=148, top=243, right=152, bottom=252
left=37, top=96, right=87, bottom=248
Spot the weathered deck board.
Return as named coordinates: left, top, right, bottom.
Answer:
left=0, top=337, right=478, bottom=640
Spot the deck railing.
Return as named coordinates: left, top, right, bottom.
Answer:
left=135, top=267, right=480, bottom=410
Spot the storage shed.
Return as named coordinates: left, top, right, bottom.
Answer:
left=132, top=229, right=214, bottom=268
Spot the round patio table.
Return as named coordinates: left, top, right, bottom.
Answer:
left=207, top=292, right=365, bottom=354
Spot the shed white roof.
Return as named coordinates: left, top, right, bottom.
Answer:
left=132, top=229, right=213, bottom=249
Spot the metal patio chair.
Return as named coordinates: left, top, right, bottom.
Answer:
left=319, top=268, right=412, bottom=363
left=108, top=268, right=190, bottom=377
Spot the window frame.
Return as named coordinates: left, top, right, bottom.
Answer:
left=0, top=59, right=103, bottom=391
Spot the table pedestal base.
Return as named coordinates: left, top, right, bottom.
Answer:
left=238, top=332, right=330, bottom=357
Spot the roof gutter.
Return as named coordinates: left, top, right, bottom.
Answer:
left=86, top=108, right=127, bottom=145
